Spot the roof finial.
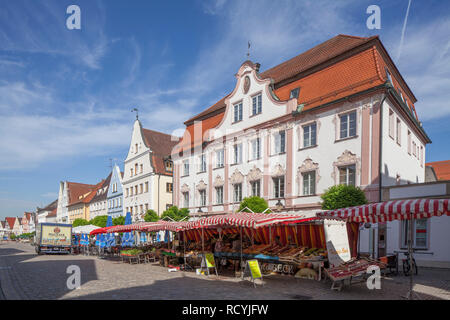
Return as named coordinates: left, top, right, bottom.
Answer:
left=131, top=107, right=139, bottom=120
left=247, top=41, right=251, bottom=59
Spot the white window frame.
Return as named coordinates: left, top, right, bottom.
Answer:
left=183, top=192, right=189, bottom=208
left=234, top=144, right=243, bottom=164
left=302, top=171, right=316, bottom=196
left=339, top=165, right=356, bottom=186
left=273, top=176, right=285, bottom=198
left=339, top=111, right=357, bottom=139
left=251, top=93, right=262, bottom=116
left=401, top=219, right=429, bottom=250
left=233, top=102, right=243, bottom=122
left=216, top=149, right=224, bottom=168
left=183, top=160, right=190, bottom=176
left=199, top=154, right=207, bottom=172
left=199, top=190, right=207, bottom=206
left=274, top=131, right=286, bottom=154
left=251, top=180, right=261, bottom=197
left=216, top=186, right=223, bottom=205
left=251, top=138, right=261, bottom=160
left=233, top=183, right=242, bottom=203
left=303, top=122, right=317, bottom=148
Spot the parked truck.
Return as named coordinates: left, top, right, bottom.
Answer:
left=34, top=223, right=72, bottom=254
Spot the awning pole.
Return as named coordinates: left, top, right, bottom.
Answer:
left=240, top=226, right=243, bottom=278
left=269, top=226, right=272, bottom=245
left=408, top=213, right=414, bottom=300
left=202, top=227, right=204, bottom=253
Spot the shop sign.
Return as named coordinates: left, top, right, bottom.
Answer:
left=324, top=220, right=351, bottom=267
left=261, top=263, right=294, bottom=274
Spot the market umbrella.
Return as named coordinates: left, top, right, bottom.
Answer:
left=106, top=216, right=113, bottom=227
left=316, top=198, right=450, bottom=300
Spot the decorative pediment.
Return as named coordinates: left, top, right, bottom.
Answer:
left=196, top=180, right=207, bottom=191
left=247, top=166, right=262, bottom=182
left=298, top=158, right=319, bottom=173
left=272, top=164, right=286, bottom=177
left=213, top=175, right=224, bottom=187
left=180, top=183, right=190, bottom=193
left=230, top=169, right=244, bottom=185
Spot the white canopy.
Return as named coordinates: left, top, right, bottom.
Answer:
left=72, top=225, right=100, bottom=234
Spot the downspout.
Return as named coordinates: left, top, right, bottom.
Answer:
left=158, top=174, right=161, bottom=216
left=379, top=93, right=387, bottom=202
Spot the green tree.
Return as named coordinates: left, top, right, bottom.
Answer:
left=161, top=206, right=190, bottom=221
left=10, top=233, right=16, bottom=240
left=321, top=185, right=368, bottom=210
left=89, top=215, right=109, bottom=227
left=239, top=196, right=269, bottom=213
left=113, top=216, right=125, bottom=226
left=144, top=210, right=160, bottom=222
left=72, top=218, right=90, bottom=227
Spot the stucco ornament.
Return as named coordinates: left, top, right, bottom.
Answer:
left=213, top=175, right=224, bottom=187
left=196, top=180, right=207, bottom=191
left=180, top=183, right=190, bottom=193
left=230, top=169, right=245, bottom=185
left=331, top=150, right=360, bottom=181
left=247, top=166, right=262, bottom=182
left=297, top=158, right=321, bottom=183
left=272, top=164, right=286, bottom=177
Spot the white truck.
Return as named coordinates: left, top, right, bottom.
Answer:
left=34, top=223, right=72, bottom=254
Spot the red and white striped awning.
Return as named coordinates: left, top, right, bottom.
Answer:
left=141, top=221, right=189, bottom=232
left=106, top=222, right=157, bottom=233
left=317, top=198, right=450, bottom=223
left=183, top=212, right=318, bottom=230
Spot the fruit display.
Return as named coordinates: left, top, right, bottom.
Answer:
left=120, top=249, right=143, bottom=256
left=325, top=257, right=386, bottom=281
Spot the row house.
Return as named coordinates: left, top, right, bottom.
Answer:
left=172, top=34, right=430, bottom=219
left=107, top=164, right=124, bottom=218
left=36, top=199, right=58, bottom=224
left=89, top=173, right=112, bottom=220
left=57, top=181, right=97, bottom=223
left=21, top=212, right=35, bottom=233
left=0, top=221, right=7, bottom=238
left=67, top=180, right=104, bottom=223
left=122, top=120, right=179, bottom=222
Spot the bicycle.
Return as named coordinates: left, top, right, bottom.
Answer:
left=402, top=252, right=418, bottom=276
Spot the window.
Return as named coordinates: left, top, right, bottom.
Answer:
left=135, top=143, right=138, bottom=154
left=216, top=186, right=223, bottom=204
left=134, top=185, right=138, bottom=195
left=339, top=165, right=356, bottom=186
left=199, top=154, right=206, bottom=172
left=274, top=130, right=286, bottom=154
left=183, top=192, right=189, bottom=208
left=302, top=171, right=316, bottom=196
left=135, top=163, right=138, bottom=175
left=413, top=141, right=417, bottom=157
left=130, top=168, right=133, bottom=177
left=251, top=180, right=261, bottom=197
left=273, top=177, right=285, bottom=198
left=165, top=161, right=173, bottom=172
left=199, top=190, right=206, bottom=206
left=183, top=160, right=189, bottom=176
left=252, top=94, right=262, bottom=115
left=251, top=138, right=261, bottom=160
left=233, top=102, right=243, bottom=122
left=139, top=184, right=143, bottom=194
left=233, top=144, right=242, bottom=164
left=388, top=109, right=394, bottom=139
left=407, top=131, right=411, bottom=154
left=166, top=183, right=173, bottom=193
left=130, top=187, right=133, bottom=196
left=140, top=164, right=143, bottom=174
left=233, top=184, right=242, bottom=202
left=396, top=118, right=401, bottom=145
left=385, top=68, right=392, bottom=83
left=401, top=219, right=429, bottom=249
left=340, top=111, right=357, bottom=139
left=126, top=188, right=129, bottom=197
left=289, top=87, right=300, bottom=99
left=145, top=182, right=149, bottom=193
left=420, top=146, right=424, bottom=167
left=303, top=123, right=317, bottom=148
left=216, top=149, right=224, bottom=168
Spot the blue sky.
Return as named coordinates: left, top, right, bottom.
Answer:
left=0, top=0, right=449, bottom=219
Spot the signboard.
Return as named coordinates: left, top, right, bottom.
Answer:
left=41, top=225, right=71, bottom=246
left=324, top=220, right=351, bottom=267
left=205, top=253, right=215, bottom=268
left=247, top=260, right=262, bottom=279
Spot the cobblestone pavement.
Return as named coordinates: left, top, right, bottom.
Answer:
left=1, top=241, right=449, bottom=300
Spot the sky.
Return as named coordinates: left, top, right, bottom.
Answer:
left=0, top=0, right=449, bottom=219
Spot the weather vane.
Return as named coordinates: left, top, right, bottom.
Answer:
left=247, top=41, right=251, bottom=59
left=131, top=107, right=139, bottom=120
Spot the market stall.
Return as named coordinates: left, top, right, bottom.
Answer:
left=317, top=198, right=450, bottom=297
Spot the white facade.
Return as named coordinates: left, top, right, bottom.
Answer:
left=174, top=62, right=428, bottom=217
left=56, top=181, right=69, bottom=223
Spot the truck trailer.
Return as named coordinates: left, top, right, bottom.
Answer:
left=35, top=223, right=72, bottom=254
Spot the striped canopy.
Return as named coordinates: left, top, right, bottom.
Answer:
left=140, top=221, right=189, bottom=232
left=317, top=198, right=450, bottom=223
left=106, top=222, right=156, bottom=233
left=184, top=212, right=318, bottom=230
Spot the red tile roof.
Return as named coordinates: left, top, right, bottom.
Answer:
left=1, top=221, right=5, bottom=229
left=426, top=160, right=450, bottom=181
left=5, top=217, right=16, bottom=229
left=90, top=173, right=112, bottom=203
left=67, top=182, right=97, bottom=206
left=47, top=208, right=57, bottom=218
left=142, top=128, right=179, bottom=175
